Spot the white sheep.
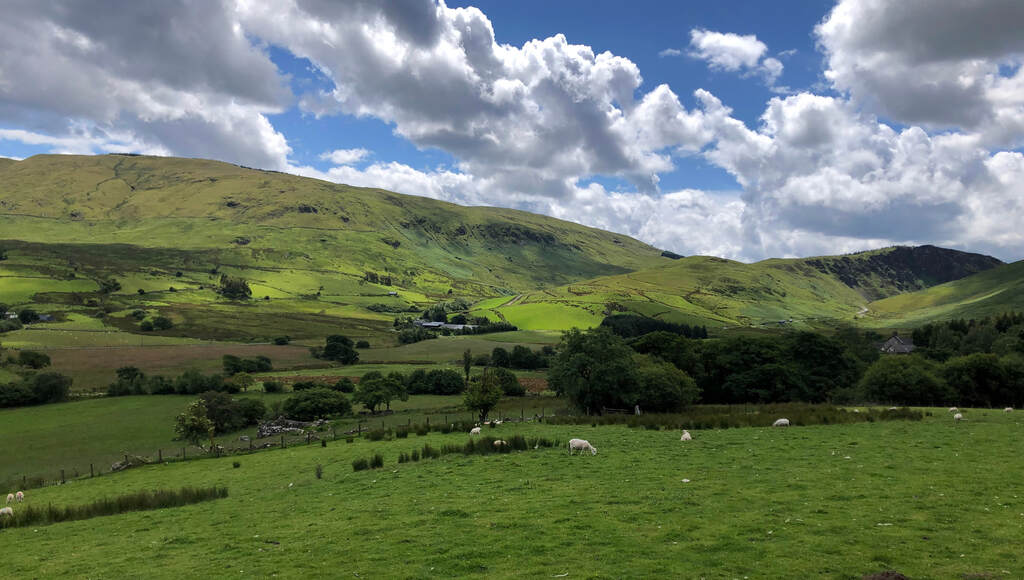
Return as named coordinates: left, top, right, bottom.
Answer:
left=1005, top=407, right=1013, bottom=413
left=0, top=506, right=12, bottom=517
left=680, top=430, right=692, bottom=441
left=772, top=418, right=790, bottom=427
left=493, top=440, right=507, bottom=447
left=949, top=407, right=959, bottom=413
left=5, top=493, right=12, bottom=505
left=15, top=491, right=23, bottom=502
left=568, top=438, right=597, bottom=455
left=469, top=427, right=481, bottom=435
left=888, top=406, right=899, bottom=410
left=953, top=413, right=964, bottom=422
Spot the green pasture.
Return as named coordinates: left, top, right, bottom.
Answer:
left=2, top=409, right=1021, bottom=578
left=0, top=276, right=97, bottom=304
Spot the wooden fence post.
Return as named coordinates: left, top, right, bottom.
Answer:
left=332, top=427, right=337, bottom=440
left=182, top=447, right=186, bottom=460
left=249, top=438, right=253, bottom=450
left=306, top=432, right=311, bottom=445
left=158, top=449, right=162, bottom=462
left=60, top=469, right=65, bottom=484
left=90, top=464, right=94, bottom=478
left=281, top=434, right=285, bottom=448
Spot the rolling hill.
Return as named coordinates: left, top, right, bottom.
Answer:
left=0, top=154, right=669, bottom=340
left=471, top=246, right=1004, bottom=330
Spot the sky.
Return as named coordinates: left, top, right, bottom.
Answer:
left=1, top=0, right=1022, bottom=263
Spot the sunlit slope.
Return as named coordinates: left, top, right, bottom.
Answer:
left=866, top=260, right=1024, bottom=326
left=473, top=247, right=1003, bottom=330
left=0, top=154, right=667, bottom=297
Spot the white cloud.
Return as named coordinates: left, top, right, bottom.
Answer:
left=658, top=48, right=683, bottom=58
left=687, top=29, right=784, bottom=87
left=318, top=148, right=369, bottom=166
left=817, top=0, right=1024, bottom=147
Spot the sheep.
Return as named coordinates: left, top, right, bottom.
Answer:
left=888, top=406, right=900, bottom=410
left=5, top=493, right=12, bottom=505
left=680, top=430, right=692, bottom=441
left=1005, top=407, right=1013, bottom=413
left=0, top=506, right=12, bottom=517
left=568, top=438, right=597, bottom=456
left=469, top=427, right=481, bottom=435
left=15, top=491, right=23, bottom=503
left=949, top=407, right=959, bottom=413
left=772, top=418, right=790, bottom=427
left=493, top=440, right=507, bottom=447
left=953, top=413, right=964, bottom=422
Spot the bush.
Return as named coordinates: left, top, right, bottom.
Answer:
left=370, top=454, right=384, bottom=469
left=352, top=458, right=370, bottom=471
left=140, top=320, right=154, bottom=331
left=131, top=310, right=147, bottom=320
left=262, top=381, right=283, bottom=393
left=222, top=355, right=272, bottom=376
left=0, top=318, right=23, bottom=333
left=492, top=367, right=524, bottom=396
left=314, top=464, right=323, bottom=479
left=198, top=391, right=266, bottom=434
left=17, top=309, right=40, bottom=324
left=233, top=461, right=241, bottom=469
left=282, top=388, right=351, bottom=421
left=356, top=340, right=370, bottom=349
left=17, top=350, right=51, bottom=369
left=273, top=336, right=291, bottom=345
left=334, top=377, right=355, bottom=393
left=152, top=316, right=173, bottom=330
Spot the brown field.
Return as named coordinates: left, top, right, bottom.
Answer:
left=43, top=344, right=325, bottom=392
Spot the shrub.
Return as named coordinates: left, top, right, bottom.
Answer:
left=315, top=464, right=323, bottom=479
left=152, top=316, right=173, bottom=330
left=355, top=340, right=370, bottom=348
left=17, top=309, right=40, bottom=324
left=131, top=309, right=147, bottom=320
left=411, top=449, right=420, bottom=461
left=421, top=444, right=441, bottom=459
left=319, top=335, right=359, bottom=364
left=140, top=320, right=154, bottom=331
left=262, top=381, right=283, bottom=393
left=282, top=388, right=352, bottom=421
left=365, top=428, right=390, bottom=441
left=370, top=454, right=384, bottom=469
left=352, top=458, right=369, bottom=471
left=395, top=426, right=410, bottom=438
left=232, top=461, right=241, bottom=469
left=18, top=350, right=51, bottom=369
left=333, top=377, right=355, bottom=393
left=492, top=367, right=524, bottom=396
left=273, top=336, right=291, bottom=345
left=398, top=452, right=410, bottom=463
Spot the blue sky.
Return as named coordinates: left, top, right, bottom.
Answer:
left=1, top=1, right=1022, bottom=262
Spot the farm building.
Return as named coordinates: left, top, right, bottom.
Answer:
left=880, top=334, right=915, bottom=354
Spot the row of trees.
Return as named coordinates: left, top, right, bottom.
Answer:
left=0, top=372, right=72, bottom=408
left=912, top=313, right=1024, bottom=361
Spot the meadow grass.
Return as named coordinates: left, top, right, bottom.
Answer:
left=1, top=409, right=1020, bottom=578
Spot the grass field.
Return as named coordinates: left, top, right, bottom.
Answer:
left=1, top=409, right=1020, bottom=578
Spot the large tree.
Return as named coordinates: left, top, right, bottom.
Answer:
left=548, top=327, right=638, bottom=414
left=464, top=368, right=503, bottom=423
left=858, top=355, right=952, bottom=406
left=174, top=399, right=215, bottom=446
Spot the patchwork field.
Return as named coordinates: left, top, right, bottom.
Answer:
left=2, top=410, right=1020, bottom=578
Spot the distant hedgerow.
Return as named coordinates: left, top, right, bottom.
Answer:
left=0, top=487, right=227, bottom=529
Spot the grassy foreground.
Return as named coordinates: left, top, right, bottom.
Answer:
left=2, top=410, right=1021, bottom=578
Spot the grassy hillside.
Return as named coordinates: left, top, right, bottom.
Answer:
left=866, top=259, right=1024, bottom=326
left=474, top=247, right=1003, bottom=330
left=3, top=412, right=1021, bottom=578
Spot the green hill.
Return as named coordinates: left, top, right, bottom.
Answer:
left=0, top=154, right=668, bottom=340
left=866, top=259, right=1024, bottom=326
left=472, top=246, right=1003, bottom=330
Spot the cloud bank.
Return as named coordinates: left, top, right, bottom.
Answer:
left=0, top=0, right=1021, bottom=263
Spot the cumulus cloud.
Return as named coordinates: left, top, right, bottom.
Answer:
left=0, top=0, right=292, bottom=168
left=319, top=148, right=369, bottom=165
left=817, top=0, right=1024, bottom=147
left=687, top=29, right=784, bottom=86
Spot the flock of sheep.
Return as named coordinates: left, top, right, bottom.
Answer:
left=1, top=490, right=25, bottom=518
left=465, top=405, right=1014, bottom=459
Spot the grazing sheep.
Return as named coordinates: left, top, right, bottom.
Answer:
left=680, top=430, right=692, bottom=441
left=5, top=493, right=12, bottom=505
left=953, top=413, right=964, bottom=422
left=0, top=506, right=12, bottom=517
left=15, top=491, right=23, bottom=503
left=772, top=418, right=790, bottom=427
left=853, top=408, right=860, bottom=413
left=949, top=407, right=958, bottom=413
left=469, top=427, right=481, bottom=435
left=568, top=438, right=597, bottom=456
left=1005, top=407, right=1013, bottom=413
left=493, top=440, right=507, bottom=447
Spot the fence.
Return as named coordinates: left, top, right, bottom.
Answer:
left=2, top=407, right=561, bottom=494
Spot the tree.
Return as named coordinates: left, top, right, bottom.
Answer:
left=18, top=350, right=51, bottom=369
left=464, top=368, right=503, bottom=423
left=18, top=308, right=40, bottom=324
left=218, top=274, right=252, bottom=300
left=943, top=353, right=1007, bottom=407
left=858, top=356, right=951, bottom=406
left=353, top=371, right=389, bottom=413
left=491, top=347, right=511, bottom=368
left=634, top=354, right=699, bottom=412
left=29, top=372, right=72, bottom=404
left=283, top=388, right=351, bottom=421
left=152, top=316, right=173, bottom=330
left=510, top=345, right=542, bottom=369
left=491, top=367, right=524, bottom=396
left=174, top=399, right=215, bottom=446
left=463, top=349, right=472, bottom=388
left=99, top=278, right=121, bottom=294
left=548, top=327, right=638, bottom=414
left=322, top=335, right=359, bottom=365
